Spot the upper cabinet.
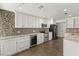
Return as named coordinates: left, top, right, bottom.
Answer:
left=66, top=16, right=79, bottom=28
left=66, top=17, right=74, bottom=28
left=15, top=12, right=23, bottom=28
left=74, top=16, right=79, bottom=28
left=15, top=12, right=50, bottom=28
left=42, top=18, right=50, bottom=28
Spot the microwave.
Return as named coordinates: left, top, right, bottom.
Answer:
left=41, top=23, right=47, bottom=28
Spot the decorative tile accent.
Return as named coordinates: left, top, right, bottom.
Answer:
left=0, top=9, right=15, bottom=36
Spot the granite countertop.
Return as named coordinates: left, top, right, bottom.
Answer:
left=64, top=33, right=79, bottom=42
left=0, top=33, right=44, bottom=40
left=0, top=35, right=28, bottom=40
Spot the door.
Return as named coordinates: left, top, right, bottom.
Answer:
left=57, top=22, right=66, bottom=37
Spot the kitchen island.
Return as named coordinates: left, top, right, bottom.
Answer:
left=64, top=33, right=79, bottom=56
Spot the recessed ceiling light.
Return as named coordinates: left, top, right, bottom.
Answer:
left=64, top=9, right=67, bottom=11
left=69, top=15, right=71, bottom=16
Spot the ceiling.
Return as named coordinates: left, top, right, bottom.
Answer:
left=0, top=3, right=79, bottom=20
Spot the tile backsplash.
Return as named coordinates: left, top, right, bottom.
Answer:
left=15, top=28, right=49, bottom=35
left=0, top=9, right=49, bottom=37
left=66, top=28, right=79, bottom=33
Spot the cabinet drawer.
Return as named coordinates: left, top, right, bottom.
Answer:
left=16, top=46, right=29, bottom=52
left=16, top=37, right=29, bottom=42
left=16, top=41, right=30, bottom=52
left=17, top=40, right=30, bottom=47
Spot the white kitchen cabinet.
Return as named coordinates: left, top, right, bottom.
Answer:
left=66, top=17, right=74, bottom=28
left=22, top=14, right=28, bottom=28
left=15, top=12, right=50, bottom=28
left=34, top=18, right=38, bottom=28
left=37, top=17, right=41, bottom=28
left=15, top=12, right=23, bottom=28
left=42, top=18, right=50, bottom=28
left=66, top=16, right=79, bottom=28
left=74, top=16, right=79, bottom=28
left=47, top=21, right=50, bottom=28
left=37, top=33, right=44, bottom=44
left=46, top=19, right=50, bottom=28
left=39, top=18, right=43, bottom=28
left=30, top=16, right=41, bottom=28
left=0, top=39, right=16, bottom=56
left=49, top=32, right=52, bottom=40
left=16, top=36, right=30, bottom=53
left=32, top=16, right=36, bottom=28
left=0, top=35, right=31, bottom=56
left=27, top=15, right=33, bottom=28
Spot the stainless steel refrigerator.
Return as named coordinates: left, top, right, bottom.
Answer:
left=49, top=24, right=58, bottom=39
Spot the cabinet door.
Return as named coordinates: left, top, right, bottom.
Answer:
left=15, top=12, right=23, bottom=28
left=42, top=18, right=49, bottom=28
left=35, top=17, right=38, bottom=28
left=1, top=39, right=16, bottom=56
left=66, top=18, right=74, bottom=28
left=46, top=19, right=50, bottom=28
left=74, top=17, right=79, bottom=28
left=37, top=33, right=44, bottom=44
left=32, top=16, right=35, bottom=28
left=16, top=40, right=30, bottom=52
left=22, top=14, right=27, bottom=28
left=36, top=17, right=40, bottom=28
left=39, top=18, right=43, bottom=28
left=47, top=19, right=50, bottom=28
left=16, top=37, right=30, bottom=52
left=27, top=16, right=32, bottom=28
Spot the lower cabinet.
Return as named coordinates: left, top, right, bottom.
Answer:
left=37, top=33, right=44, bottom=44
left=0, top=39, right=16, bottom=56
left=0, top=36, right=30, bottom=56
left=0, top=33, right=49, bottom=56
left=16, top=36, right=30, bottom=53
